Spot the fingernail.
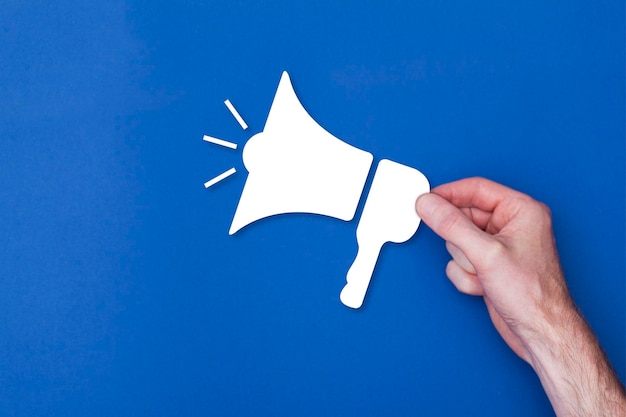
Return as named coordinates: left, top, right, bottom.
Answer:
left=416, top=193, right=437, bottom=218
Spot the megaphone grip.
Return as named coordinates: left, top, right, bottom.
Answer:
left=340, top=243, right=382, bottom=309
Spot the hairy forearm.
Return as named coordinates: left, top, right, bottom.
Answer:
left=525, top=304, right=625, bottom=417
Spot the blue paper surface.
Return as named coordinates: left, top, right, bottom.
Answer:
left=1, top=1, right=623, bottom=416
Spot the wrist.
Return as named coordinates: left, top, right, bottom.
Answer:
left=524, top=301, right=585, bottom=379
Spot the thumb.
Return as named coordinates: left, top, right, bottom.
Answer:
left=416, top=193, right=493, bottom=261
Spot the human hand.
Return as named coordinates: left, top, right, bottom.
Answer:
left=415, top=177, right=625, bottom=417
left=415, top=177, right=569, bottom=361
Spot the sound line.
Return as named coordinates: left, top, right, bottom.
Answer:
left=203, top=135, right=238, bottom=149
left=224, top=99, right=248, bottom=130
left=204, top=167, right=237, bottom=189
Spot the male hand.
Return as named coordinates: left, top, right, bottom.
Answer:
left=415, top=177, right=625, bottom=417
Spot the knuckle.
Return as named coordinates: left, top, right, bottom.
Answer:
left=538, top=202, right=553, bottom=219
left=481, top=239, right=507, bottom=267
left=445, top=260, right=456, bottom=278
left=447, top=260, right=481, bottom=295
left=446, top=261, right=467, bottom=291
left=531, top=200, right=554, bottom=226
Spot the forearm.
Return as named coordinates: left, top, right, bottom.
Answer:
left=525, top=305, right=625, bottom=417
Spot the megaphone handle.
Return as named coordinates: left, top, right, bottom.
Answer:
left=340, top=242, right=383, bottom=309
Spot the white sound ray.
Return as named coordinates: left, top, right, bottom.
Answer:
left=203, top=135, right=238, bottom=150
left=204, top=167, right=237, bottom=189
left=224, top=99, right=248, bottom=130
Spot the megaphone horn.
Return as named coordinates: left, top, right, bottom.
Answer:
left=229, top=72, right=374, bottom=235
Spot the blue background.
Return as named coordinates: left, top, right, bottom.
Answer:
left=1, top=1, right=623, bottom=416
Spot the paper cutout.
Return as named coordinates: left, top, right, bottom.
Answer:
left=203, top=135, right=238, bottom=150
left=224, top=99, right=248, bottom=130
left=207, top=71, right=430, bottom=308
left=340, top=160, right=430, bottom=309
left=204, top=167, right=237, bottom=189
left=229, top=72, right=373, bottom=235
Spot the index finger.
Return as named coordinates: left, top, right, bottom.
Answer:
left=432, top=177, right=526, bottom=212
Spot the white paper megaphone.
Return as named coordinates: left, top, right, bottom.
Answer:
left=229, top=72, right=430, bottom=308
